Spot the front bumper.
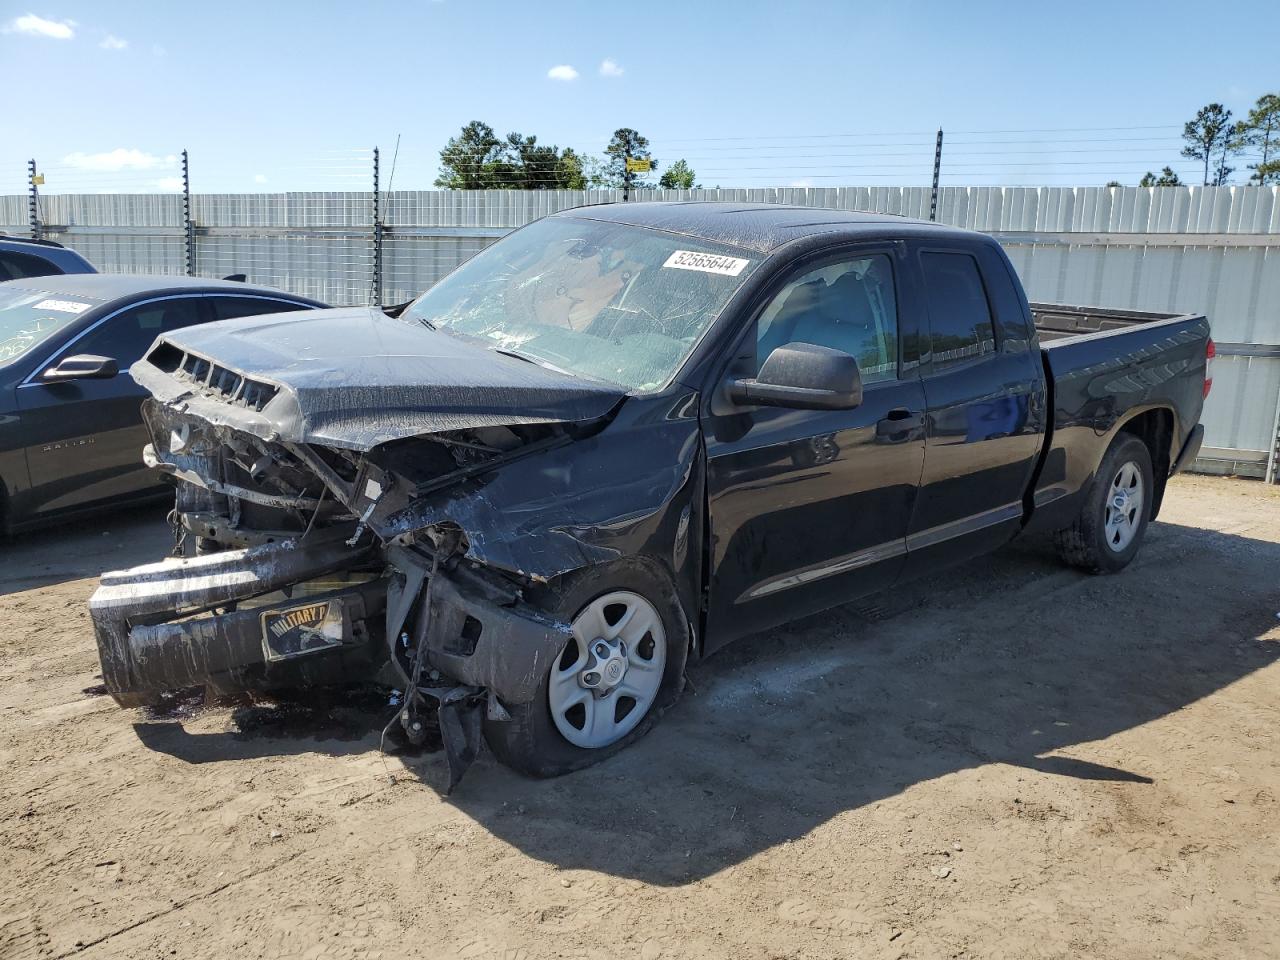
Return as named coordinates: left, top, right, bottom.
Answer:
left=89, top=531, right=572, bottom=709
left=89, top=529, right=381, bottom=706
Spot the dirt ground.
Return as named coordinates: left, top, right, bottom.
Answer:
left=1, top=474, right=1278, bottom=960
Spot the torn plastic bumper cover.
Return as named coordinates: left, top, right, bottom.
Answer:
left=89, top=528, right=573, bottom=714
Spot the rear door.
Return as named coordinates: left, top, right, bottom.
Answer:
left=902, top=242, right=1046, bottom=573
left=17, top=294, right=211, bottom=517
left=702, top=245, right=927, bottom=650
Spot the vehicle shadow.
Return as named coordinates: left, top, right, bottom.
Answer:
left=0, top=502, right=172, bottom=597
left=445, top=519, right=1280, bottom=884
left=130, top=519, right=1280, bottom=886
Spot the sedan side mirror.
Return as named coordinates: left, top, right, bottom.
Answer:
left=728, top=342, right=863, bottom=410
left=41, top=354, right=119, bottom=382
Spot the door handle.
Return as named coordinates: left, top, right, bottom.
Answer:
left=876, top=408, right=923, bottom=441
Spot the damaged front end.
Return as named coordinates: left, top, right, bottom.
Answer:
left=91, top=317, right=701, bottom=788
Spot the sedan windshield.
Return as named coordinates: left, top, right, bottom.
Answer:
left=0, top=287, right=102, bottom=367
left=400, top=217, right=760, bottom=391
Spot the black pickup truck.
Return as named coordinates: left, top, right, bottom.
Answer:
left=90, top=202, right=1212, bottom=787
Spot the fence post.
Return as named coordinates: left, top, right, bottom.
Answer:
left=182, top=149, right=194, bottom=276
left=1266, top=384, right=1280, bottom=485
left=929, top=129, right=943, bottom=222
left=371, top=146, right=382, bottom=307
left=28, top=159, right=41, bottom=240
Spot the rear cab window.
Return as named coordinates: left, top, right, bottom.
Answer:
left=919, top=251, right=996, bottom=370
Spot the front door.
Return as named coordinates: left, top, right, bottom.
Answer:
left=18, top=295, right=210, bottom=518
left=703, top=248, right=926, bottom=651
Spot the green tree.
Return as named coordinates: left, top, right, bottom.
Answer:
left=434, top=121, right=504, bottom=189
left=659, top=159, right=699, bottom=189
left=604, top=128, right=657, bottom=193
left=558, top=148, right=587, bottom=189
left=435, top=122, right=586, bottom=189
left=1241, top=93, right=1280, bottom=185
left=1181, top=104, right=1240, bottom=185
left=1139, top=167, right=1182, bottom=187
left=494, top=133, right=566, bottom=189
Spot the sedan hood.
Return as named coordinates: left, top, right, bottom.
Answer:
left=130, top=306, right=626, bottom=450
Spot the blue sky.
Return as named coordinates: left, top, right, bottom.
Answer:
left=1, top=0, right=1275, bottom=194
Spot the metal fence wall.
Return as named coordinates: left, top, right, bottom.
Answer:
left=3, top=185, right=1278, bottom=478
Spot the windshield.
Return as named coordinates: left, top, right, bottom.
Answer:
left=400, top=217, right=760, bottom=391
left=0, top=287, right=102, bottom=367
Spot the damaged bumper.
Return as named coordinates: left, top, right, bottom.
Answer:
left=89, top=529, right=572, bottom=712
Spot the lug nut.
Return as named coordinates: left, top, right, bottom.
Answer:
left=583, top=672, right=600, bottom=685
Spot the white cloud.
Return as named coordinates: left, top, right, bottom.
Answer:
left=547, top=64, right=579, bottom=81
left=155, top=176, right=184, bottom=191
left=99, top=34, right=127, bottom=50
left=4, top=13, right=75, bottom=39
left=151, top=43, right=167, bottom=57
left=62, top=149, right=177, bottom=172
left=253, top=174, right=268, bottom=184
left=599, top=59, right=624, bottom=78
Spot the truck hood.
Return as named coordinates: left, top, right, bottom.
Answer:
left=129, top=306, right=626, bottom=450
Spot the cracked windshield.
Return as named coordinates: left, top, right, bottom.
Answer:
left=400, top=217, right=760, bottom=390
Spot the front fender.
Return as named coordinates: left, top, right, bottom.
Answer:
left=371, top=392, right=705, bottom=628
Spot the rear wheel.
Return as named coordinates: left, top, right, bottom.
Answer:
left=1054, top=433, right=1154, bottom=573
left=483, top=559, right=688, bottom=777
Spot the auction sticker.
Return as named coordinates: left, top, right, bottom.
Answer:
left=34, top=299, right=91, bottom=314
left=662, top=250, right=750, bottom=277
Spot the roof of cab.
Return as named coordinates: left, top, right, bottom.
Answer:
left=553, top=201, right=982, bottom=254
left=2, top=273, right=323, bottom=305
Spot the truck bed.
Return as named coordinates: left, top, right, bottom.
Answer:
left=1031, top=302, right=1199, bottom=345
left=1025, top=300, right=1211, bottom=537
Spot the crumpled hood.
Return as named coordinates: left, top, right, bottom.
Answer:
left=130, top=306, right=626, bottom=450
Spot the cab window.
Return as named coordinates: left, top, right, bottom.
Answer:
left=919, top=252, right=996, bottom=369
left=756, top=254, right=899, bottom=384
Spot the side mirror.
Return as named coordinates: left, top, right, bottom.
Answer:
left=41, top=354, right=119, bottom=382
left=728, top=342, right=863, bottom=410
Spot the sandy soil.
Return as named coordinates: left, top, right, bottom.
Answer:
left=1, top=474, right=1278, bottom=960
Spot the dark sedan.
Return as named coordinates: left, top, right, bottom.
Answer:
left=0, top=274, right=324, bottom=533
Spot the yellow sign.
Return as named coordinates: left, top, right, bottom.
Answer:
left=31, top=174, right=45, bottom=185
left=625, top=158, right=651, bottom=173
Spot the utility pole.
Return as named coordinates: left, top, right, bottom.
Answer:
left=371, top=146, right=383, bottom=308
left=181, top=149, right=194, bottom=276
left=28, top=159, right=41, bottom=240
left=929, top=128, right=944, bottom=222
left=623, top=149, right=631, bottom=202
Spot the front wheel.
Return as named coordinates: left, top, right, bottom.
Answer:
left=1054, top=433, right=1154, bottom=574
left=483, top=559, right=689, bottom=778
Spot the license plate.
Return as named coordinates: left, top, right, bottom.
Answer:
left=260, top=599, right=345, bottom=661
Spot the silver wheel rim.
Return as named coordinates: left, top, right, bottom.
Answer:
left=1104, top=460, right=1145, bottom=553
left=548, top=590, right=667, bottom=749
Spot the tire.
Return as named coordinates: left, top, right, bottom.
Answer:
left=483, top=557, right=689, bottom=778
left=1054, top=433, right=1154, bottom=574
